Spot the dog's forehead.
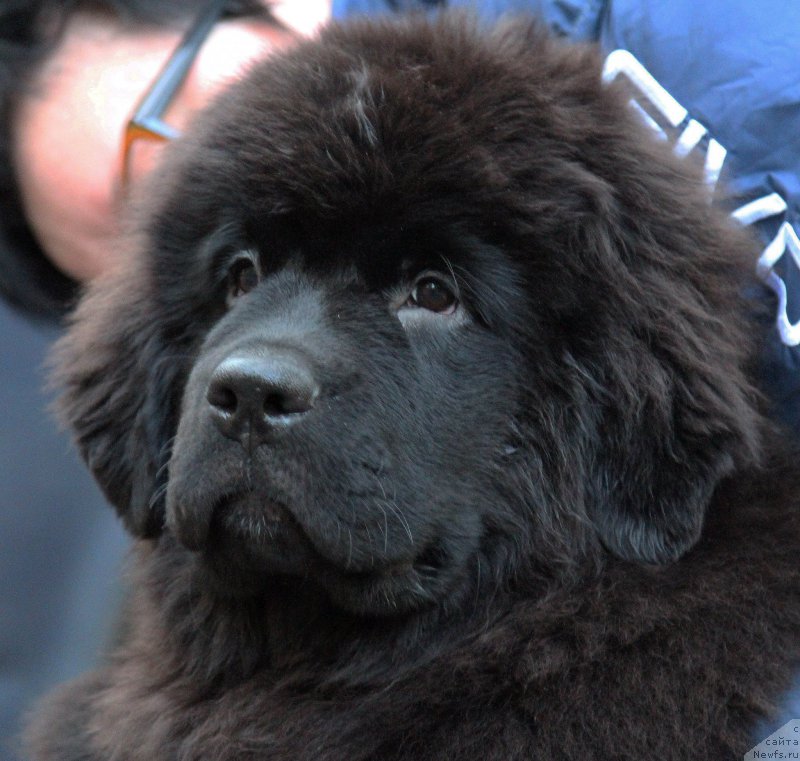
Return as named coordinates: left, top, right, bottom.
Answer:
left=155, top=17, right=604, bottom=246
left=145, top=15, right=628, bottom=327
left=224, top=213, right=488, bottom=293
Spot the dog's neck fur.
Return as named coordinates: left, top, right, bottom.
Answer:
left=127, top=535, right=533, bottom=695
left=25, top=464, right=800, bottom=760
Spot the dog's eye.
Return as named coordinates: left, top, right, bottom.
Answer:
left=226, top=256, right=260, bottom=303
left=408, top=277, right=457, bottom=314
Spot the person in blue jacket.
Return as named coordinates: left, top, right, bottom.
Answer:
left=2, top=0, right=798, bottom=756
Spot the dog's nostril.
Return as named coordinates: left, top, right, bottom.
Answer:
left=264, top=389, right=314, bottom=416
left=207, top=384, right=238, bottom=414
left=265, top=392, right=289, bottom=417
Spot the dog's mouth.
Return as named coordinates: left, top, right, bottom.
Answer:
left=204, top=492, right=318, bottom=578
left=216, top=492, right=291, bottom=529
left=173, top=489, right=452, bottom=614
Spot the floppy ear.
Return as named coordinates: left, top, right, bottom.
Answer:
left=592, top=396, right=749, bottom=565
left=53, top=264, right=180, bottom=538
left=573, top=210, right=764, bottom=565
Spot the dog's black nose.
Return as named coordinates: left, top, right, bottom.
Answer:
left=206, top=352, right=318, bottom=448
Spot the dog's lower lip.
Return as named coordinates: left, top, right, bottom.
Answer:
left=387, top=560, right=414, bottom=576
left=260, top=500, right=286, bottom=523
left=219, top=493, right=291, bottom=529
left=343, top=559, right=415, bottom=579
left=214, top=492, right=288, bottom=540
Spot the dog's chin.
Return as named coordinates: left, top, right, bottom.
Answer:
left=320, top=560, right=444, bottom=617
left=205, top=493, right=316, bottom=578
left=189, top=492, right=453, bottom=616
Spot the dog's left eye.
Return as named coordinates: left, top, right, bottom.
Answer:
left=226, top=256, right=260, bottom=303
left=407, top=276, right=458, bottom=314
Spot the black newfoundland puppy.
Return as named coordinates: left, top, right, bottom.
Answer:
left=27, top=13, right=800, bottom=761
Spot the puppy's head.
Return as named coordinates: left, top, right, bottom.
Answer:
left=56, top=16, right=762, bottom=615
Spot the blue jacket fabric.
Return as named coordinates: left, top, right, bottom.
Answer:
left=334, top=0, right=800, bottom=435
left=333, top=0, right=800, bottom=735
left=600, top=1, right=800, bottom=435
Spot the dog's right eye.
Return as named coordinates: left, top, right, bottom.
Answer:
left=408, top=277, right=458, bottom=314
left=226, top=256, right=260, bottom=304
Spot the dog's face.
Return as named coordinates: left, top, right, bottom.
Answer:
left=57, top=17, right=763, bottom=617
left=163, top=219, right=526, bottom=613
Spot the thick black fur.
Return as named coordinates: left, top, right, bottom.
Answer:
left=27, top=14, right=800, bottom=760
